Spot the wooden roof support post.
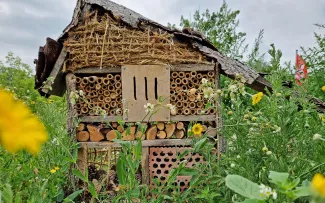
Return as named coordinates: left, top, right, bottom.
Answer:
left=66, top=73, right=77, bottom=137
left=215, top=63, right=226, bottom=158
left=141, top=147, right=150, bottom=185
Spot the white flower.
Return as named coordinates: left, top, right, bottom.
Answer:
left=203, top=87, right=213, bottom=98
left=116, top=108, right=122, bottom=114
left=170, top=108, right=177, bottom=116
left=230, top=163, right=235, bottom=168
left=216, top=89, right=222, bottom=94
left=123, top=109, right=129, bottom=114
left=272, top=190, right=277, bottom=199
left=266, top=151, right=272, bottom=155
left=313, top=133, right=322, bottom=140
left=79, top=90, right=84, bottom=96
left=144, top=103, right=155, bottom=113
left=166, top=104, right=175, bottom=110
left=259, top=184, right=272, bottom=198
left=273, top=125, right=281, bottom=133
left=236, top=155, right=241, bottom=159
left=201, top=78, right=208, bottom=84
left=229, top=84, right=237, bottom=93
left=231, top=134, right=237, bottom=141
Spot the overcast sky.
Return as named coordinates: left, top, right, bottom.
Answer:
left=0, top=0, right=324, bottom=68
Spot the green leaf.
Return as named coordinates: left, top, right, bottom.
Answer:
left=268, top=171, right=289, bottom=186
left=225, top=175, right=263, bottom=200
left=237, top=199, right=265, bottom=203
left=116, top=158, right=127, bottom=185
left=72, top=169, right=87, bottom=182
left=292, top=186, right=311, bottom=200
left=287, top=177, right=300, bottom=190
left=178, top=149, right=191, bottom=160
left=88, top=182, right=98, bottom=199
left=125, top=188, right=140, bottom=198
left=178, top=167, right=199, bottom=176
left=64, top=189, right=84, bottom=201
left=194, top=137, right=208, bottom=152
left=2, top=184, right=14, bottom=203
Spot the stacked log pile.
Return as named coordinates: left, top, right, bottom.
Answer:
left=170, top=71, right=216, bottom=115
left=75, top=74, right=122, bottom=116
left=76, top=121, right=217, bottom=142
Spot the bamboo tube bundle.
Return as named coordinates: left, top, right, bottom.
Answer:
left=171, top=72, right=179, bottom=79
left=81, top=106, right=89, bottom=114
left=76, top=77, right=82, bottom=84
left=104, top=97, right=111, bottom=103
left=104, top=90, right=110, bottom=97
left=109, top=109, right=115, bottom=115
left=188, top=82, right=195, bottom=89
left=82, top=77, right=89, bottom=85
left=108, top=85, right=115, bottom=91
left=110, top=101, right=117, bottom=108
left=183, top=101, right=189, bottom=108
left=177, top=109, right=183, bottom=115
left=183, top=95, right=188, bottom=101
left=98, top=102, right=104, bottom=108
left=171, top=82, right=177, bottom=89
left=176, top=101, right=182, bottom=108
left=197, top=101, right=203, bottom=108
left=88, top=76, right=97, bottom=83
left=104, top=103, right=110, bottom=109
left=197, top=73, right=203, bottom=79
left=189, top=94, right=196, bottom=102
left=116, top=97, right=121, bottom=103
left=85, top=86, right=91, bottom=93
left=110, top=92, right=117, bottom=99
left=103, top=78, right=110, bottom=85
left=196, top=109, right=203, bottom=115
left=76, top=103, right=82, bottom=109
left=189, top=102, right=196, bottom=109
left=190, top=71, right=197, bottom=78
left=185, top=72, right=191, bottom=78
left=182, top=78, right=188, bottom=85
left=170, top=95, right=177, bottom=102
left=192, top=78, right=199, bottom=85
left=114, top=74, right=121, bottom=81
left=175, top=86, right=182, bottom=92
left=95, top=84, right=102, bottom=90
left=93, top=98, right=99, bottom=103
left=183, top=108, right=190, bottom=115
left=170, top=89, right=176, bottom=95
left=175, top=78, right=181, bottom=85
left=208, top=78, right=214, bottom=83
left=207, top=71, right=215, bottom=78
left=208, top=108, right=216, bottom=114
left=116, top=89, right=122, bottom=95
left=117, top=103, right=122, bottom=108
left=115, top=81, right=122, bottom=89
left=98, top=89, right=104, bottom=95
left=177, top=94, right=183, bottom=101
left=181, top=85, right=188, bottom=91
left=178, top=72, right=185, bottom=78
left=107, top=74, right=114, bottom=80
left=76, top=109, right=81, bottom=116
left=96, top=77, right=103, bottom=84
left=102, top=85, right=108, bottom=90
left=191, top=109, right=196, bottom=115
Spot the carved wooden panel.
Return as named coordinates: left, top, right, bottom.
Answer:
left=122, top=65, right=170, bottom=122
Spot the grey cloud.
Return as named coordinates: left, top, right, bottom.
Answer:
left=0, top=0, right=324, bottom=68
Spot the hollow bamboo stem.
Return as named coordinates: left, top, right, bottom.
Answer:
left=115, top=81, right=122, bottom=89
left=178, top=72, right=185, bottom=78
left=171, top=72, right=179, bottom=79
left=183, top=108, right=190, bottom=115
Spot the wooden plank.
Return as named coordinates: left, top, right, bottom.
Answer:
left=80, top=139, right=192, bottom=148
left=77, top=144, right=88, bottom=175
left=78, top=115, right=215, bottom=122
left=42, top=48, right=67, bottom=96
left=79, top=116, right=122, bottom=122
left=73, top=66, right=121, bottom=74
left=170, top=64, right=215, bottom=71
left=171, top=115, right=215, bottom=121
left=122, top=65, right=170, bottom=122
left=69, top=64, right=215, bottom=74
left=66, top=73, right=77, bottom=136
left=141, top=147, right=150, bottom=185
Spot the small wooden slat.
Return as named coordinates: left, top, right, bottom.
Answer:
left=171, top=115, right=215, bottom=121
left=69, top=64, right=215, bottom=74
left=79, top=116, right=123, bottom=122
left=42, top=48, right=67, bottom=96
left=74, top=66, right=121, bottom=74
left=77, top=144, right=88, bottom=175
left=141, top=147, right=150, bottom=185
left=80, top=139, right=192, bottom=148
left=78, top=115, right=215, bottom=122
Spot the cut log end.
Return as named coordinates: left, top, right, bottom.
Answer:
left=165, top=123, right=176, bottom=138
left=76, top=131, right=90, bottom=142
left=121, top=126, right=136, bottom=141
left=176, top=122, right=184, bottom=130
left=175, top=129, right=185, bottom=139
left=106, top=130, right=118, bottom=141
left=157, top=131, right=167, bottom=139
left=157, top=122, right=165, bottom=131
left=146, top=125, right=157, bottom=140
left=76, top=123, right=85, bottom=132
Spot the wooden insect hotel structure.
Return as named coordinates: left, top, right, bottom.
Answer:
left=34, top=0, right=273, bottom=197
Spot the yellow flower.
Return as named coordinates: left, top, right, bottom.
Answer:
left=0, top=90, right=48, bottom=155
left=322, top=86, right=325, bottom=92
left=31, top=101, right=36, bottom=105
left=192, top=124, right=203, bottom=136
left=50, top=169, right=56, bottom=174
left=252, top=92, right=263, bottom=105
left=48, top=100, right=54, bottom=104
left=54, top=167, right=60, bottom=170
left=311, top=173, right=325, bottom=197
left=252, top=117, right=257, bottom=121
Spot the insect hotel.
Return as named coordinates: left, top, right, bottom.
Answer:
left=34, top=0, right=272, bottom=195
